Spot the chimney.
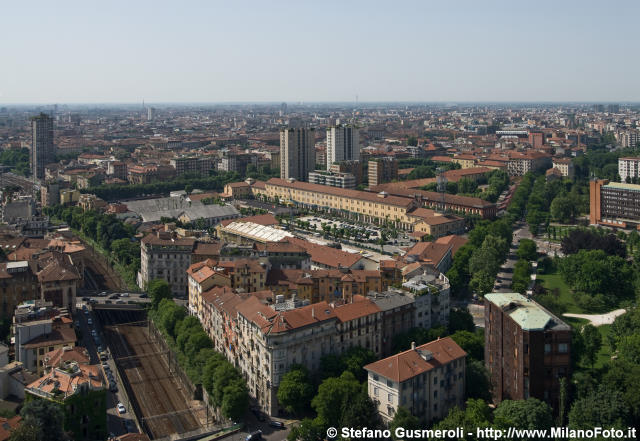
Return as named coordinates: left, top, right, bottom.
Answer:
left=411, top=341, right=416, bottom=350
left=311, top=307, right=315, bottom=319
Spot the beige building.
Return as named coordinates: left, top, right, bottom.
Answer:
left=552, top=158, right=575, bottom=178
left=364, top=337, right=466, bottom=423
left=138, top=231, right=195, bottom=297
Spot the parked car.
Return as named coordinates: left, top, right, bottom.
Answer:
left=117, top=403, right=126, bottom=414
left=108, top=294, right=119, bottom=300
left=115, top=300, right=125, bottom=304
left=82, top=297, right=90, bottom=301
left=246, top=431, right=262, bottom=441
left=120, top=293, right=129, bottom=298
left=139, top=293, right=148, bottom=298
left=269, top=421, right=285, bottom=429
left=87, top=318, right=93, bottom=325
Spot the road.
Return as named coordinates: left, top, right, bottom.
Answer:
left=77, top=300, right=135, bottom=438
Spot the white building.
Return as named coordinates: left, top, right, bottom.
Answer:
left=619, top=157, right=640, bottom=183
left=364, top=337, right=466, bottom=424
left=326, top=125, right=359, bottom=170
left=552, top=158, right=575, bottom=178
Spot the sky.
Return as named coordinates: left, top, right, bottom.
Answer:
left=2, top=0, right=639, bottom=104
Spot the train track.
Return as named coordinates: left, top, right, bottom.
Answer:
left=104, top=321, right=201, bottom=439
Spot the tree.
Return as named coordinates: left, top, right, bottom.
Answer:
left=407, top=136, right=418, bottom=147
left=433, top=399, right=492, bottom=441
left=569, top=386, right=631, bottom=429
left=493, top=399, right=553, bottom=438
left=448, top=308, right=475, bottom=333
left=561, top=229, right=626, bottom=257
left=20, top=399, right=66, bottom=441
left=617, top=334, right=640, bottom=364
left=148, top=279, right=172, bottom=309
left=516, top=239, right=537, bottom=261
left=8, top=424, right=40, bottom=441
left=340, top=390, right=382, bottom=430
left=311, top=371, right=361, bottom=428
left=221, top=382, right=249, bottom=420
left=550, top=195, right=578, bottom=223
left=450, top=330, right=484, bottom=361
left=389, top=407, right=420, bottom=441
left=580, top=324, right=602, bottom=367
left=287, top=418, right=325, bottom=441
left=465, top=359, right=492, bottom=401
left=341, top=347, right=376, bottom=382
left=277, top=366, right=315, bottom=414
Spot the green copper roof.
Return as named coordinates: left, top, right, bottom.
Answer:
left=603, top=182, right=640, bottom=191
left=485, top=292, right=567, bottom=331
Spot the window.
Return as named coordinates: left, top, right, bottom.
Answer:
left=388, top=393, right=393, bottom=403
left=373, top=374, right=379, bottom=382
left=387, top=379, right=393, bottom=387
left=433, top=376, right=437, bottom=385
left=544, top=344, right=551, bottom=354
left=374, top=387, right=379, bottom=396
left=558, top=343, right=568, bottom=354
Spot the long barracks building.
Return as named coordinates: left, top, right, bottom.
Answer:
left=255, top=178, right=493, bottom=230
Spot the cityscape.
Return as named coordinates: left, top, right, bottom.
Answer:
left=1, top=2, right=639, bottom=441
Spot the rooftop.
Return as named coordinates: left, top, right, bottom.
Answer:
left=484, top=292, right=570, bottom=331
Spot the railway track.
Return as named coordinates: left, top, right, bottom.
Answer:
left=104, top=321, right=201, bottom=439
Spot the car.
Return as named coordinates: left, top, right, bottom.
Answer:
left=83, top=309, right=89, bottom=315
left=120, top=293, right=129, bottom=298
left=87, top=318, right=93, bottom=325
left=97, top=346, right=104, bottom=352
left=246, top=431, right=262, bottom=441
left=269, top=421, right=285, bottom=429
left=99, top=291, right=107, bottom=297
left=100, top=354, right=109, bottom=362
left=108, top=294, right=119, bottom=300
left=115, top=300, right=125, bottom=304
left=117, top=403, right=126, bottom=414
left=88, top=299, right=97, bottom=304
left=82, top=297, right=90, bottom=301
left=74, top=320, right=80, bottom=327
left=91, top=329, right=97, bottom=336
left=102, top=363, right=110, bottom=370
left=139, top=293, right=148, bottom=298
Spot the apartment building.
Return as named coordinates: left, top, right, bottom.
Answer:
left=280, top=128, right=315, bottom=181
left=138, top=231, right=196, bottom=297
left=368, top=158, right=398, bottom=187
left=484, top=292, right=571, bottom=411
left=107, top=161, right=127, bottom=180
left=589, top=179, right=640, bottom=228
left=551, top=158, right=575, bottom=178
left=507, top=152, right=552, bottom=176
left=0, top=261, right=39, bottom=318
left=616, top=130, right=640, bottom=148
left=451, top=154, right=477, bottom=169
left=329, top=160, right=363, bottom=185
left=364, top=337, right=466, bottom=423
left=618, top=157, right=640, bottom=183
left=170, top=156, right=214, bottom=176
left=326, top=125, right=360, bottom=169
left=307, top=170, right=356, bottom=189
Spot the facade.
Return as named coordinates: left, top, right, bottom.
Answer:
left=484, top=292, right=571, bottom=411
left=107, top=161, right=128, bottom=180
left=307, top=171, right=356, bottom=189
left=326, top=125, right=359, bottom=170
left=616, top=130, right=640, bottom=149
left=552, top=158, right=574, bottom=178
left=138, top=231, right=196, bottom=297
left=368, top=158, right=398, bottom=187
left=0, top=262, right=39, bottom=318
left=507, top=152, right=552, bottom=176
left=589, top=179, right=640, bottom=228
left=31, top=114, right=55, bottom=180
left=364, top=337, right=466, bottom=423
left=280, top=128, right=315, bottom=181
left=618, top=157, right=640, bottom=183
left=170, top=156, right=214, bottom=177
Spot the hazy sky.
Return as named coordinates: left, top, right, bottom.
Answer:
left=2, top=0, right=639, bottom=103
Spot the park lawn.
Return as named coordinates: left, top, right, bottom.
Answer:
left=537, top=272, right=585, bottom=314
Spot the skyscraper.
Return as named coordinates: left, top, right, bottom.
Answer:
left=31, top=113, right=55, bottom=179
left=326, top=125, right=359, bottom=170
left=280, top=128, right=315, bottom=181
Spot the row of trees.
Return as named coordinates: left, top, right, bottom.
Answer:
left=86, top=170, right=240, bottom=201
left=43, top=205, right=140, bottom=285
left=421, top=170, right=510, bottom=203
left=148, top=282, right=248, bottom=421
left=446, top=217, right=513, bottom=297
left=0, top=147, right=30, bottom=176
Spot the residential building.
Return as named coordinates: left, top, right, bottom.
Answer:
left=107, top=161, right=128, bottom=180
left=25, top=361, right=106, bottom=441
left=308, top=171, right=356, bottom=189
left=368, top=158, right=398, bottom=187
left=326, top=125, right=359, bottom=170
left=31, top=113, right=55, bottom=180
left=329, top=161, right=363, bottom=185
left=138, top=231, right=196, bottom=296
left=0, top=261, right=39, bottom=318
left=364, top=337, right=466, bottom=423
left=280, top=128, right=316, bottom=181
left=616, top=130, right=640, bottom=148
left=484, top=292, right=571, bottom=411
left=171, top=156, right=214, bottom=177
left=618, top=157, right=640, bottom=183
left=451, top=154, right=477, bottom=169
left=589, top=179, right=640, bottom=228
left=507, top=152, right=552, bottom=176
left=552, top=158, right=574, bottom=178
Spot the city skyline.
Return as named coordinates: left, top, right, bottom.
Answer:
left=2, top=0, right=639, bottom=104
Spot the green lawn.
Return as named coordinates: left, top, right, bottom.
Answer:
left=536, top=272, right=585, bottom=314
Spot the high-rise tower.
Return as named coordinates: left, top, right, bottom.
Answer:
left=326, top=125, right=359, bottom=170
left=280, top=127, right=315, bottom=181
left=31, top=113, right=55, bottom=180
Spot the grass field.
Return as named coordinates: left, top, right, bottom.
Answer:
left=537, top=272, right=614, bottom=369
